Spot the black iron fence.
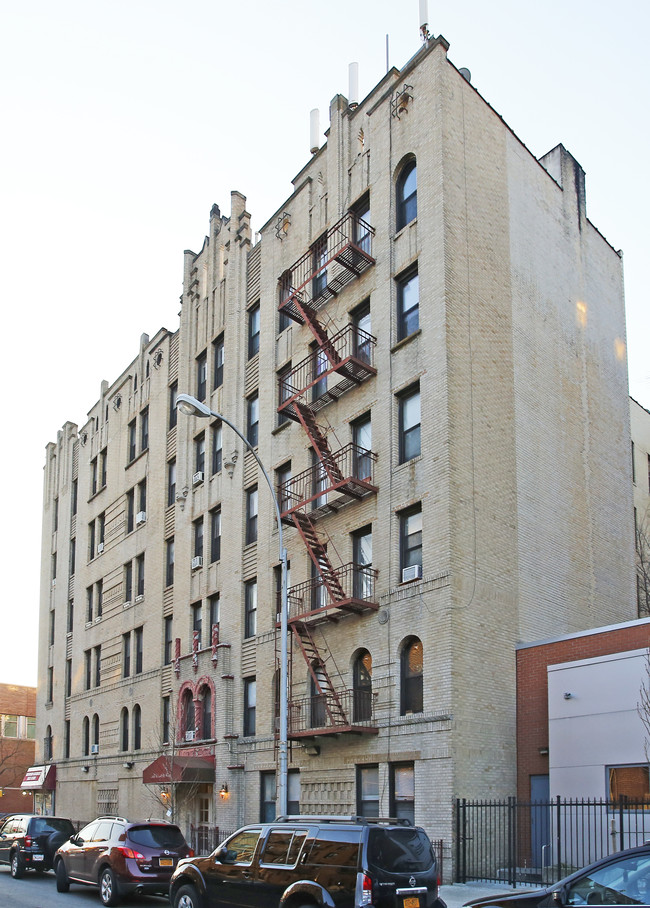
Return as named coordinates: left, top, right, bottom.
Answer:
left=455, top=797, right=650, bottom=885
left=189, top=824, right=238, bottom=855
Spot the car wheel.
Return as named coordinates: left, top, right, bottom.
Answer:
left=174, top=883, right=204, bottom=908
left=99, top=867, right=120, bottom=906
left=10, top=850, right=23, bottom=879
left=56, top=859, right=70, bottom=893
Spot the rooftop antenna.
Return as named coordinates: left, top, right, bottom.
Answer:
left=386, top=34, right=389, bottom=72
left=419, top=0, right=431, bottom=42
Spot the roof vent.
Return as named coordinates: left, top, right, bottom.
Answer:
left=459, top=68, right=472, bottom=82
left=349, top=62, right=359, bottom=108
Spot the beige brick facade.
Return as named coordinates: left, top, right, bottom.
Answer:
left=632, top=398, right=650, bottom=614
left=37, top=37, right=635, bottom=869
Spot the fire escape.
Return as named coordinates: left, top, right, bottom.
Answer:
left=276, top=211, right=380, bottom=739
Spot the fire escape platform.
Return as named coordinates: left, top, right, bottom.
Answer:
left=288, top=724, right=379, bottom=740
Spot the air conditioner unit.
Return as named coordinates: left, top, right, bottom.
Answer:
left=185, top=730, right=195, bottom=742
left=191, top=556, right=203, bottom=571
left=90, top=744, right=99, bottom=755
left=401, top=564, right=422, bottom=583
left=97, top=542, right=104, bottom=554
left=136, top=511, right=146, bottom=526
left=192, top=471, right=204, bottom=486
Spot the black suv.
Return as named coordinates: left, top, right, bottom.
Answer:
left=169, top=815, right=445, bottom=908
left=0, top=813, right=75, bottom=877
left=54, top=815, right=193, bottom=905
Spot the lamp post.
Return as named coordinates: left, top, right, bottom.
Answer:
left=176, top=393, right=289, bottom=816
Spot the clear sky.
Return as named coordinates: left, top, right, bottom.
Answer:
left=1, top=0, right=648, bottom=687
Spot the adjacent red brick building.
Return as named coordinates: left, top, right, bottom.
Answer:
left=516, top=617, right=650, bottom=801
left=0, top=683, right=36, bottom=813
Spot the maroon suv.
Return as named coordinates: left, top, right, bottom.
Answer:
left=54, top=815, right=193, bottom=906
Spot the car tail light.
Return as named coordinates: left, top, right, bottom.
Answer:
left=188, top=848, right=195, bottom=857
left=24, top=836, right=32, bottom=848
left=117, top=846, right=145, bottom=860
left=356, top=871, right=373, bottom=906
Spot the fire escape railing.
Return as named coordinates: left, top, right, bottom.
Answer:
left=285, top=562, right=379, bottom=621
left=279, top=444, right=377, bottom=517
left=288, top=689, right=377, bottom=736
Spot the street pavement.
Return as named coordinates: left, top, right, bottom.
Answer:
left=440, top=882, right=520, bottom=908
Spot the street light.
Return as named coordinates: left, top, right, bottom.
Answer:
left=176, top=393, right=290, bottom=816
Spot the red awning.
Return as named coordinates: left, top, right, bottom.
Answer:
left=142, top=755, right=215, bottom=785
left=21, top=764, right=57, bottom=790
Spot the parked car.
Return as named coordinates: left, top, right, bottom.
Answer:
left=169, top=814, right=445, bottom=908
left=54, top=815, right=193, bottom=905
left=463, top=843, right=650, bottom=908
left=0, top=813, right=76, bottom=877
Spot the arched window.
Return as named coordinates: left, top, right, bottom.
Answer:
left=92, top=714, right=99, bottom=750
left=396, top=160, right=417, bottom=231
left=120, top=707, right=129, bottom=751
left=353, top=649, right=373, bottom=722
left=200, top=687, right=212, bottom=740
left=133, top=704, right=141, bottom=750
left=400, top=637, right=423, bottom=715
left=182, top=689, right=195, bottom=740
left=82, top=717, right=90, bottom=756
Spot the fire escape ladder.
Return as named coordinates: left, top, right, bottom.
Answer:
left=291, top=511, right=347, bottom=603
left=294, top=402, right=345, bottom=487
left=290, top=297, right=342, bottom=370
left=290, top=622, right=348, bottom=726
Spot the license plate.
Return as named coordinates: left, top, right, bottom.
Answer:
left=32, top=855, right=44, bottom=862
left=403, top=899, right=420, bottom=908
left=159, top=858, right=174, bottom=867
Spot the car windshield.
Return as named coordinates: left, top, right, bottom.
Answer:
left=128, top=825, right=186, bottom=849
left=367, top=827, right=435, bottom=874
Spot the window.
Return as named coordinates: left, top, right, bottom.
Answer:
left=352, top=413, right=372, bottom=481
left=210, top=507, right=221, bottom=562
left=136, top=553, right=145, bottom=597
left=247, top=393, right=259, bottom=447
left=123, top=632, right=131, bottom=678
left=608, top=766, right=650, bottom=805
left=67, top=598, right=74, bottom=634
left=353, top=299, right=372, bottom=363
left=86, top=585, right=93, bottom=623
left=134, top=626, right=143, bottom=674
left=120, top=708, right=129, bottom=751
left=310, top=665, right=327, bottom=728
left=243, top=677, right=256, bottom=736
left=166, top=537, right=175, bottom=587
left=169, top=381, right=178, bottom=430
left=183, top=689, right=195, bottom=739
left=632, top=441, right=636, bottom=484
left=98, top=512, right=105, bottom=547
left=91, top=456, right=98, bottom=496
left=401, top=637, right=424, bottom=715
left=248, top=302, right=260, bottom=359
left=69, top=537, right=76, bottom=575
left=397, top=267, right=419, bottom=340
left=162, top=696, right=170, bottom=745
left=44, top=725, right=53, bottom=760
left=92, top=714, right=99, bottom=750
left=260, top=771, right=276, bottom=823
left=89, top=521, right=96, bottom=560
left=164, top=616, right=173, bottom=665
left=357, top=764, right=379, bottom=817
left=82, top=716, right=90, bottom=756
left=213, top=334, right=225, bottom=389
left=53, top=497, right=59, bottom=532
left=196, top=350, right=207, bottom=401
left=312, top=234, right=328, bottom=298
left=399, top=384, right=421, bottom=462
left=278, top=271, right=293, bottom=332
left=133, top=704, right=141, bottom=750
left=138, top=479, right=146, bottom=514
left=65, top=658, right=72, bottom=698
left=192, top=602, right=202, bottom=647
left=72, top=479, right=78, bottom=516
left=100, top=448, right=107, bottom=488
left=396, top=159, right=417, bottom=230
left=352, top=526, right=373, bottom=601
left=200, top=686, right=212, bottom=739
left=195, top=433, right=205, bottom=475
left=276, top=462, right=292, bottom=514
left=140, top=407, right=149, bottom=451
left=245, top=579, right=257, bottom=638
left=167, top=460, right=176, bottom=507
left=128, top=419, right=137, bottom=463
left=277, top=363, right=292, bottom=425
left=124, top=560, right=133, bottom=603
left=126, top=488, right=135, bottom=533
left=194, top=518, right=204, bottom=559
left=94, top=645, right=101, bottom=687
left=96, top=579, right=103, bottom=617
left=400, top=504, right=423, bottom=575
left=312, top=344, right=328, bottom=401
left=246, top=486, right=258, bottom=545
left=64, top=719, right=70, bottom=758
left=353, top=194, right=371, bottom=254
left=48, top=609, right=55, bottom=646
left=209, top=593, right=220, bottom=631
left=85, top=649, right=92, bottom=691
left=353, top=649, right=372, bottom=722
left=390, top=763, right=415, bottom=823
left=211, top=422, right=222, bottom=474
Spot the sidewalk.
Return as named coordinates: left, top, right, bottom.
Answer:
left=440, top=882, right=518, bottom=908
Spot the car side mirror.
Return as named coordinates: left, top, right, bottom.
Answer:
left=214, top=846, right=227, bottom=862
left=70, top=834, right=80, bottom=845
left=552, top=889, right=565, bottom=906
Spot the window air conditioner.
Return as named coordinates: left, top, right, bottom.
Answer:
left=191, top=556, right=203, bottom=571
left=136, top=511, right=146, bottom=526
left=192, top=471, right=204, bottom=486
left=97, top=542, right=104, bottom=554
left=90, top=744, right=99, bottom=755
left=401, top=564, right=422, bottom=583
left=185, top=730, right=195, bottom=741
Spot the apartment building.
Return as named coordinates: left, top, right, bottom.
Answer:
left=632, top=398, right=650, bottom=616
left=37, top=35, right=635, bottom=856
left=0, top=684, right=36, bottom=814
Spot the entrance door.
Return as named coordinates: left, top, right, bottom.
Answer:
left=530, top=775, right=550, bottom=873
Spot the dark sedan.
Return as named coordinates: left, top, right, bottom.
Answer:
left=464, top=845, right=650, bottom=908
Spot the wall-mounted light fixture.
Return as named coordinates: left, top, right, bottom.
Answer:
left=219, top=783, right=229, bottom=800
left=538, top=746, right=549, bottom=756
left=82, top=766, right=89, bottom=773
left=123, top=761, right=134, bottom=770
left=563, top=692, right=574, bottom=700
